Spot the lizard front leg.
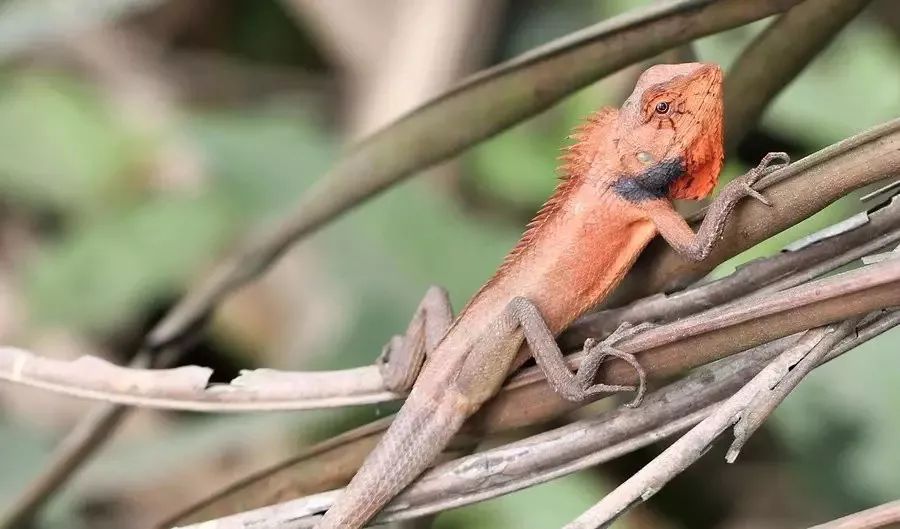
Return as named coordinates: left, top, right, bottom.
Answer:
left=377, top=285, right=453, bottom=392
left=646, top=152, right=790, bottom=261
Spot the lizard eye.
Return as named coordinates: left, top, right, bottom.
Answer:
left=655, top=101, right=670, bottom=114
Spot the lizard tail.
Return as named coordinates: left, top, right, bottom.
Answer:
left=316, top=389, right=470, bottom=529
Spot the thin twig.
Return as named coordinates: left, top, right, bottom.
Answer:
left=0, top=351, right=397, bottom=411
left=726, top=318, right=862, bottom=462
left=807, top=500, right=900, bottom=529
left=563, top=320, right=859, bottom=529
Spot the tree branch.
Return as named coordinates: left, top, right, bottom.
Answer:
left=169, top=311, right=900, bottom=528
left=4, top=250, right=900, bottom=414
left=563, top=318, right=862, bottom=529
left=163, top=254, right=900, bottom=525
left=808, top=500, right=900, bottom=529
left=724, top=0, right=872, bottom=147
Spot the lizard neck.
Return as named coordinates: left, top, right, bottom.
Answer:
left=461, top=108, right=658, bottom=334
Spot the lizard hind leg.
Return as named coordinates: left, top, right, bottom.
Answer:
left=509, top=297, right=648, bottom=407
left=576, top=321, right=655, bottom=408
left=377, top=285, right=453, bottom=392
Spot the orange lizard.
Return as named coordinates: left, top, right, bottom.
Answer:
left=317, top=62, right=788, bottom=528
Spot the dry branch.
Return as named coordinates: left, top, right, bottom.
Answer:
left=808, top=500, right=900, bottom=529
left=4, top=247, right=900, bottom=414
left=563, top=319, right=861, bottom=529
left=726, top=316, right=862, bottom=462
left=171, top=311, right=900, bottom=528
left=163, top=253, right=900, bottom=525
left=3, top=2, right=880, bottom=525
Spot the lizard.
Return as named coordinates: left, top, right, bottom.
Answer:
left=316, top=62, right=789, bottom=528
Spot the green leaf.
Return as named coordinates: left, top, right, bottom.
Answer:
left=0, top=73, right=135, bottom=212
left=772, top=330, right=900, bottom=513
left=25, top=196, right=231, bottom=331
left=187, top=111, right=334, bottom=219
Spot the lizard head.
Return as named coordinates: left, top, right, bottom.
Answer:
left=615, top=62, right=724, bottom=201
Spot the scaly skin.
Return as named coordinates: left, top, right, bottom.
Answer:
left=318, top=62, right=764, bottom=528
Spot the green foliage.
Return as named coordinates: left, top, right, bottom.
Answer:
left=0, top=73, right=137, bottom=213
left=773, top=332, right=900, bottom=513
left=21, top=93, right=334, bottom=331
left=0, top=2, right=898, bottom=528
left=25, top=196, right=231, bottom=330
left=187, top=111, right=334, bottom=218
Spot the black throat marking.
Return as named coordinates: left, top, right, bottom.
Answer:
left=612, top=158, right=686, bottom=203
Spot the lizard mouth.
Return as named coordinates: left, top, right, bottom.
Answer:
left=665, top=63, right=724, bottom=200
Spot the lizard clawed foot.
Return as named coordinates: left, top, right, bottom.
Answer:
left=741, top=186, right=771, bottom=207
left=604, top=320, right=658, bottom=343
left=726, top=152, right=790, bottom=208
left=574, top=322, right=652, bottom=407
left=754, top=151, right=791, bottom=176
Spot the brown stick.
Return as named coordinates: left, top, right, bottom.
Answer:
left=165, top=258, right=900, bottom=525
left=807, top=500, right=900, bottom=529
left=170, top=311, right=899, bottom=528
left=563, top=319, right=860, bottom=529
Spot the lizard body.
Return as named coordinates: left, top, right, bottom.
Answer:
left=317, top=63, right=786, bottom=528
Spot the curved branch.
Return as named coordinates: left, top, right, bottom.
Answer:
left=724, top=0, right=872, bottom=147
left=162, top=256, right=900, bottom=524
left=148, top=0, right=801, bottom=350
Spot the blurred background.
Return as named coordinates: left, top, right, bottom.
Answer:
left=0, top=1, right=898, bottom=528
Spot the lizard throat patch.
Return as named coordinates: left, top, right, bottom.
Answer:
left=612, top=158, right=686, bottom=202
